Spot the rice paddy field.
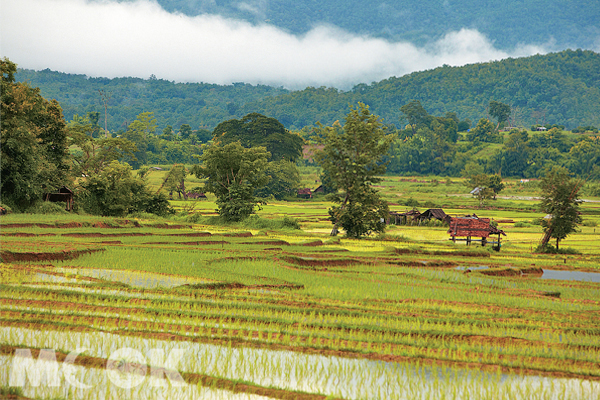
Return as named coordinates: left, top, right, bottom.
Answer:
left=1, top=175, right=600, bottom=399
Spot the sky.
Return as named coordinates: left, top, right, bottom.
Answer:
left=1, top=0, right=550, bottom=90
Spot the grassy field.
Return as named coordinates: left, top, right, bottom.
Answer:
left=1, top=179, right=599, bottom=399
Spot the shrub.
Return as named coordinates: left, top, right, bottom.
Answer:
left=582, top=220, right=598, bottom=227
left=514, top=221, right=532, bottom=228
left=405, top=198, right=419, bottom=207
left=534, top=244, right=581, bottom=254
left=31, top=201, right=69, bottom=214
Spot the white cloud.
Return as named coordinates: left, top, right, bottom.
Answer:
left=0, top=0, right=548, bottom=89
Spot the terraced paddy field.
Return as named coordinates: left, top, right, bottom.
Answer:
left=1, top=209, right=599, bottom=399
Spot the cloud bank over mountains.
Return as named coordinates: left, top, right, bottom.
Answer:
left=1, top=0, right=549, bottom=89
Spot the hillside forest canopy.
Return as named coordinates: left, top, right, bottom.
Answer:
left=15, top=50, right=600, bottom=133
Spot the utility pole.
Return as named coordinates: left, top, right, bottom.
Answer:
left=98, top=89, right=111, bottom=137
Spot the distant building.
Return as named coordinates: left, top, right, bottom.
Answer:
left=43, top=186, right=74, bottom=211
left=297, top=188, right=313, bottom=199
left=448, top=216, right=506, bottom=249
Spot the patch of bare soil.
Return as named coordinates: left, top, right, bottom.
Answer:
left=301, top=240, right=324, bottom=247
left=165, top=232, right=212, bottom=237
left=145, top=223, right=192, bottom=229
left=219, top=232, right=253, bottom=237
left=1, top=232, right=56, bottom=237
left=62, top=232, right=152, bottom=237
left=0, top=248, right=104, bottom=262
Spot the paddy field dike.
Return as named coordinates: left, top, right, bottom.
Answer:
left=1, top=176, right=600, bottom=399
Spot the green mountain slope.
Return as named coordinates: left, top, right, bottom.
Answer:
left=15, top=50, right=600, bottom=131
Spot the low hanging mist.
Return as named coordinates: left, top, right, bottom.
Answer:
left=1, top=0, right=548, bottom=89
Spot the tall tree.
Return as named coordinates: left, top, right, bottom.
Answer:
left=489, top=100, right=511, bottom=128
left=539, top=167, right=583, bottom=250
left=316, top=103, right=394, bottom=238
left=123, top=112, right=157, bottom=168
left=1, top=57, right=71, bottom=210
left=192, top=142, right=270, bottom=221
left=400, top=100, right=431, bottom=135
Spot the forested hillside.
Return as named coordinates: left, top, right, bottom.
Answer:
left=16, top=50, right=600, bottom=132
left=246, top=50, right=600, bottom=130
left=143, top=0, right=599, bottom=50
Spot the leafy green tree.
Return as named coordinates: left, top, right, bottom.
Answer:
left=468, top=174, right=496, bottom=208
left=79, top=160, right=173, bottom=217
left=487, top=174, right=505, bottom=199
left=68, top=115, right=136, bottom=177
left=212, top=113, right=303, bottom=161
left=489, top=100, right=511, bottom=128
left=539, top=167, right=583, bottom=250
left=179, top=124, right=193, bottom=140
left=160, top=164, right=187, bottom=199
left=400, top=100, right=432, bottom=135
left=491, top=129, right=530, bottom=177
left=255, top=160, right=301, bottom=200
left=567, top=136, right=600, bottom=179
left=192, top=142, right=270, bottom=221
left=1, top=57, right=71, bottom=210
left=316, top=103, right=394, bottom=238
left=123, top=112, right=157, bottom=168
left=468, top=174, right=504, bottom=207
left=466, top=118, right=500, bottom=143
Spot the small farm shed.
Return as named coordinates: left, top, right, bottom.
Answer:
left=448, top=216, right=506, bottom=249
left=43, top=186, right=74, bottom=211
left=297, top=188, right=313, bottom=199
left=389, top=209, right=421, bottom=225
left=313, top=185, right=325, bottom=194
left=419, top=209, right=451, bottom=224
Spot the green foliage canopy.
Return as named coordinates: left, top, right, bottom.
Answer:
left=539, top=167, right=583, bottom=249
left=1, top=58, right=71, bottom=210
left=316, top=103, right=394, bottom=238
left=213, top=113, right=304, bottom=161
left=192, top=142, right=271, bottom=221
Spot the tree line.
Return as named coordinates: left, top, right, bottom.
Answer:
left=16, top=50, right=600, bottom=133
left=1, top=56, right=593, bottom=247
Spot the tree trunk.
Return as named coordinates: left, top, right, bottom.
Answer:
left=556, top=237, right=559, bottom=250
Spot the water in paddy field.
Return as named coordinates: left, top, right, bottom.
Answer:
left=540, top=269, right=600, bottom=283
left=50, top=267, right=213, bottom=289
left=1, top=327, right=597, bottom=400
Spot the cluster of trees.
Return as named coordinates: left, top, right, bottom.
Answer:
left=191, top=113, right=306, bottom=221
left=1, top=58, right=172, bottom=216
left=382, top=100, right=600, bottom=180
left=16, top=50, right=600, bottom=133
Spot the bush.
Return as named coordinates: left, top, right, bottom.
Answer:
left=534, top=244, right=581, bottom=254
left=582, top=220, right=598, bottom=227
left=514, top=221, right=532, bottom=228
left=242, top=215, right=301, bottom=230
left=404, top=198, right=419, bottom=207
left=31, top=201, right=69, bottom=214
